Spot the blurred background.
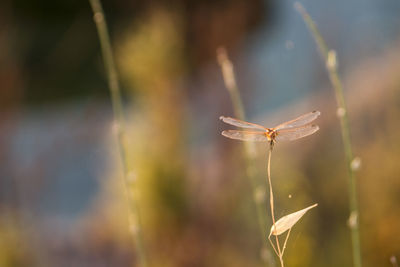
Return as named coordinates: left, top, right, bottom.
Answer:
left=1, top=0, right=400, bottom=266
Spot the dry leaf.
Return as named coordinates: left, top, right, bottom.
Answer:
left=269, top=203, right=318, bottom=236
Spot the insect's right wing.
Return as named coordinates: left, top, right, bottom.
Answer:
left=220, top=116, right=267, bottom=130
left=275, top=124, right=319, bottom=141
left=221, top=130, right=269, bottom=142
left=274, top=111, right=320, bottom=130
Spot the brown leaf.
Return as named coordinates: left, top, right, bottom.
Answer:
left=269, top=203, right=318, bottom=236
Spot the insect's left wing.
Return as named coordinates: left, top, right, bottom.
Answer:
left=275, top=124, right=319, bottom=141
left=274, top=111, right=320, bottom=130
left=220, top=116, right=267, bottom=130
left=221, top=130, right=269, bottom=142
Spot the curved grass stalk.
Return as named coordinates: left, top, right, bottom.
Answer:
left=295, top=3, right=362, bottom=267
left=217, top=47, right=274, bottom=266
left=88, top=0, right=147, bottom=266
left=267, top=146, right=284, bottom=267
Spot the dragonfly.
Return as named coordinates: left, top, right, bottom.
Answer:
left=220, top=110, right=320, bottom=147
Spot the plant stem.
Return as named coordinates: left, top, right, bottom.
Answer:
left=281, top=228, right=291, bottom=256
left=267, top=146, right=284, bottom=267
left=217, top=47, right=274, bottom=266
left=88, top=1, right=147, bottom=266
left=295, top=3, right=362, bottom=267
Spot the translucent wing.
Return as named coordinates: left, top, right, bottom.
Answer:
left=275, top=124, right=319, bottom=141
left=274, top=111, right=320, bottom=130
left=220, top=116, right=267, bottom=130
left=221, top=130, right=269, bottom=142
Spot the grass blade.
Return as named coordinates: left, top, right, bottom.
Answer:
left=88, top=1, right=147, bottom=266
left=295, top=3, right=362, bottom=267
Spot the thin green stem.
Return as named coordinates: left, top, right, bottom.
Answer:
left=295, top=3, right=362, bottom=267
left=88, top=1, right=147, bottom=266
left=217, top=47, right=274, bottom=266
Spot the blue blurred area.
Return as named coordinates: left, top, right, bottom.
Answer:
left=246, top=0, right=400, bottom=116
left=7, top=103, right=111, bottom=222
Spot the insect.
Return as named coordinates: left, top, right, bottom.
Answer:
left=220, top=110, right=320, bottom=147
